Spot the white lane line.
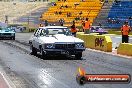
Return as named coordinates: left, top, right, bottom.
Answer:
left=0, top=72, right=12, bottom=88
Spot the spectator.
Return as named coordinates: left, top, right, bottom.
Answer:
left=100, top=0, right=104, bottom=4
left=81, top=17, right=85, bottom=32
left=112, top=18, right=116, bottom=24
left=40, top=15, right=42, bottom=18
left=39, top=23, right=43, bottom=27
left=107, top=18, right=111, bottom=23
left=67, top=12, right=71, bottom=17
left=72, top=20, right=75, bottom=25
left=115, top=0, right=120, bottom=5
left=116, top=17, right=120, bottom=24
left=98, top=23, right=102, bottom=28
left=121, top=21, right=131, bottom=43
left=52, top=2, right=54, bottom=6
left=84, top=18, right=91, bottom=34
left=59, top=18, right=65, bottom=26
left=105, top=0, right=108, bottom=3
left=70, top=24, right=77, bottom=37
left=74, top=2, right=79, bottom=8
left=81, top=0, right=85, bottom=2
left=54, top=2, right=57, bottom=6
left=58, top=11, right=62, bottom=15
left=54, top=11, right=58, bottom=15
left=60, top=5, right=64, bottom=9
left=52, top=2, right=57, bottom=6
left=44, top=20, right=48, bottom=26
left=79, top=11, right=82, bottom=16
left=65, top=5, right=68, bottom=8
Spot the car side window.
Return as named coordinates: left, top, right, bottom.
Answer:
left=34, top=29, right=38, bottom=36
left=34, top=29, right=41, bottom=36
left=40, top=29, right=46, bottom=36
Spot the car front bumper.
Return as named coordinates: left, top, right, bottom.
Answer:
left=43, top=48, right=85, bottom=55
left=0, top=33, right=15, bottom=38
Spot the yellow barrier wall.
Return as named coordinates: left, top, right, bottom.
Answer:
left=117, top=43, right=132, bottom=56
left=76, top=32, right=112, bottom=52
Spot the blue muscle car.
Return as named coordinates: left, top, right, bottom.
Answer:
left=0, top=27, right=15, bottom=40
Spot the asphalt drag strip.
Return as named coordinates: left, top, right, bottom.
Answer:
left=0, top=41, right=132, bottom=88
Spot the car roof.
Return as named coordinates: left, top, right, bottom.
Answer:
left=39, top=26, right=68, bottom=29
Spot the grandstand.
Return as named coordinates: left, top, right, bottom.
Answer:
left=41, top=0, right=103, bottom=27
left=105, top=1, right=132, bottom=28
left=1, top=0, right=132, bottom=29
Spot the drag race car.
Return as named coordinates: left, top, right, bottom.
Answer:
left=29, top=26, right=85, bottom=59
left=0, top=27, right=15, bottom=40
left=90, top=26, right=108, bottom=35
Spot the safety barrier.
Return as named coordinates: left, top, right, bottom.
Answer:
left=76, top=32, right=112, bottom=52
left=117, top=43, right=132, bottom=56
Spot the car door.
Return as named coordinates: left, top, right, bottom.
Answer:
left=32, top=29, right=41, bottom=49
left=35, top=28, right=45, bottom=50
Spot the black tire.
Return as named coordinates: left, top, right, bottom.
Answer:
left=75, top=53, right=82, bottom=60
left=31, top=45, right=37, bottom=55
left=41, top=48, right=47, bottom=59
left=12, top=36, right=15, bottom=40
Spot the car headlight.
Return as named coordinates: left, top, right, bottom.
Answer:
left=75, top=43, right=84, bottom=48
left=45, top=44, right=55, bottom=49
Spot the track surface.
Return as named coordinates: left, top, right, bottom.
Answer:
left=0, top=33, right=132, bottom=88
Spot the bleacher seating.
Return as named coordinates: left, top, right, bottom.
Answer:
left=41, top=0, right=103, bottom=26
left=106, top=1, right=132, bottom=28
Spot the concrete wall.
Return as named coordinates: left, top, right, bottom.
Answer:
left=117, top=43, right=132, bottom=56
left=76, top=32, right=112, bottom=52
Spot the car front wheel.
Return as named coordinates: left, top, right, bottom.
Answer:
left=12, top=36, right=15, bottom=40
left=31, top=45, right=37, bottom=55
left=41, top=48, right=47, bottom=59
left=75, top=53, right=82, bottom=60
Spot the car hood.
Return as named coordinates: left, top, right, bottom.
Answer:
left=39, top=34, right=84, bottom=44
left=0, top=29, right=15, bottom=33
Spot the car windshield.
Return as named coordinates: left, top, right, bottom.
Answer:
left=42, top=28, right=72, bottom=36
left=2, top=27, right=15, bottom=31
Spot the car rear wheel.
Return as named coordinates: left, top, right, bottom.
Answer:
left=31, top=45, right=37, bottom=55
left=75, top=53, right=82, bottom=60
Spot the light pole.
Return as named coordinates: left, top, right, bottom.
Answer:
left=5, top=15, right=8, bottom=24
left=129, top=16, right=132, bottom=30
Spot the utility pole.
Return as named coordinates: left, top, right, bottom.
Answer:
left=129, top=16, right=132, bottom=30
left=5, top=15, right=8, bottom=25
